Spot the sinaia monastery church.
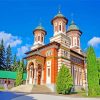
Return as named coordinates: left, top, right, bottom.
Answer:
left=24, top=10, right=86, bottom=92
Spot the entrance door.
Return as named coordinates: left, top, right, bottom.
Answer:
left=37, top=64, right=42, bottom=85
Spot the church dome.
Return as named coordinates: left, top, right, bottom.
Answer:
left=68, top=20, right=79, bottom=31
left=35, top=25, right=45, bottom=30
left=54, top=11, right=65, bottom=18
left=33, top=24, right=47, bottom=34
left=51, top=10, right=68, bottom=24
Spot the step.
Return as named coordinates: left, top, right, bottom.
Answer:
left=10, top=84, right=33, bottom=93
left=32, top=85, right=52, bottom=93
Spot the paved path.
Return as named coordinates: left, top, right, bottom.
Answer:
left=12, top=94, right=100, bottom=100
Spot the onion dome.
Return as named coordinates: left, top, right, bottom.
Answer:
left=51, top=10, right=68, bottom=24
left=68, top=20, right=79, bottom=31
left=33, top=23, right=47, bottom=34
left=67, top=20, right=82, bottom=34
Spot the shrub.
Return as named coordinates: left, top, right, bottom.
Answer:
left=56, top=64, right=73, bottom=94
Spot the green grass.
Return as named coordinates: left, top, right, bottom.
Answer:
left=0, top=86, right=4, bottom=91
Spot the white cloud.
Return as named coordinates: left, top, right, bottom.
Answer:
left=17, top=44, right=30, bottom=58
left=88, top=37, right=100, bottom=47
left=0, top=31, right=22, bottom=47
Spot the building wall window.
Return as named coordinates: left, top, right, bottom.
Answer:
left=77, top=37, right=80, bottom=46
left=48, top=68, right=50, bottom=77
left=42, top=36, right=43, bottom=42
left=46, top=50, right=52, bottom=56
left=38, top=36, right=40, bottom=41
left=63, top=50, right=68, bottom=56
left=59, top=24, right=61, bottom=31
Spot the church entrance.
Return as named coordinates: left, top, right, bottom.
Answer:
left=37, top=64, right=42, bottom=85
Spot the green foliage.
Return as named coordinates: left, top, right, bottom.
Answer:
left=0, top=39, right=6, bottom=70
left=15, top=60, right=24, bottom=86
left=11, top=54, right=18, bottom=71
left=87, top=46, right=99, bottom=96
left=56, top=64, right=73, bottom=94
left=97, top=59, right=100, bottom=78
left=96, top=59, right=100, bottom=95
left=5, top=45, right=12, bottom=71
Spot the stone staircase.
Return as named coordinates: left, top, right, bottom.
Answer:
left=10, top=85, right=52, bottom=93
left=32, top=85, right=52, bottom=93
left=10, top=84, right=33, bottom=93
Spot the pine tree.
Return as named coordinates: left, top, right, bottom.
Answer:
left=0, top=39, right=6, bottom=70
left=56, top=64, right=73, bottom=94
left=5, top=45, right=12, bottom=70
left=87, top=46, right=99, bottom=96
left=15, top=60, right=24, bottom=86
left=11, top=54, right=17, bottom=71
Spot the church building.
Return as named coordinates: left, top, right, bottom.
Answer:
left=24, top=10, right=86, bottom=92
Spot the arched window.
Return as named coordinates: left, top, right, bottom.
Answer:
left=42, top=36, right=43, bottom=42
left=59, top=24, right=61, bottom=31
left=77, top=37, right=79, bottom=46
left=38, top=36, right=40, bottom=41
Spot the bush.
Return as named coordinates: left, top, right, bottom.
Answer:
left=56, top=64, right=73, bottom=94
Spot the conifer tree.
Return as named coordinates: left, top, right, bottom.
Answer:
left=96, top=59, right=100, bottom=94
left=15, top=60, right=24, bottom=86
left=87, top=46, right=99, bottom=96
left=5, top=45, right=12, bottom=70
left=11, top=54, right=18, bottom=71
left=0, top=39, right=5, bottom=70
left=56, top=64, right=73, bottom=94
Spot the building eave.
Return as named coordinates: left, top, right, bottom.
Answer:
left=25, top=41, right=60, bottom=55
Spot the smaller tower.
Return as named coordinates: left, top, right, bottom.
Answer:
left=51, top=10, right=68, bottom=36
left=31, top=23, right=47, bottom=50
left=66, top=20, right=82, bottom=52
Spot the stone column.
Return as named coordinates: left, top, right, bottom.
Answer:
left=41, top=67, right=44, bottom=85
left=33, top=68, right=37, bottom=85
left=33, top=59, right=37, bottom=85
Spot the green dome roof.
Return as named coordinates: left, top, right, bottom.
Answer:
left=68, top=20, right=79, bottom=31
left=33, top=23, right=47, bottom=34
left=54, top=11, right=65, bottom=18
left=35, top=25, right=45, bottom=31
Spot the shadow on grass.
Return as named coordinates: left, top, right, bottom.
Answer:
left=0, top=91, right=37, bottom=100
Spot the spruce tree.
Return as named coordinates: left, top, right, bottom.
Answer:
left=0, top=39, right=5, bottom=70
left=56, top=64, right=73, bottom=94
left=15, top=60, right=24, bottom=86
left=5, top=45, right=12, bottom=70
left=11, top=54, right=17, bottom=71
left=87, top=46, right=99, bottom=96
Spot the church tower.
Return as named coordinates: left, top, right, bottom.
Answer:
left=51, top=10, right=68, bottom=36
left=50, top=10, right=70, bottom=48
left=31, top=23, right=47, bottom=50
left=66, top=20, right=82, bottom=52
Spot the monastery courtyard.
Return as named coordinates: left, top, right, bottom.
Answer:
left=0, top=91, right=99, bottom=100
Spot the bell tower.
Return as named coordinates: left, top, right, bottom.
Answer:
left=51, top=10, right=68, bottom=36
left=31, top=23, right=47, bottom=50
left=66, top=20, right=82, bottom=52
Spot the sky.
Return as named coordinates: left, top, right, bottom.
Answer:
left=0, top=0, right=100, bottom=59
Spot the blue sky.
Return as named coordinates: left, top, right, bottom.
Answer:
left=0, top=0, right=100, bottom=58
